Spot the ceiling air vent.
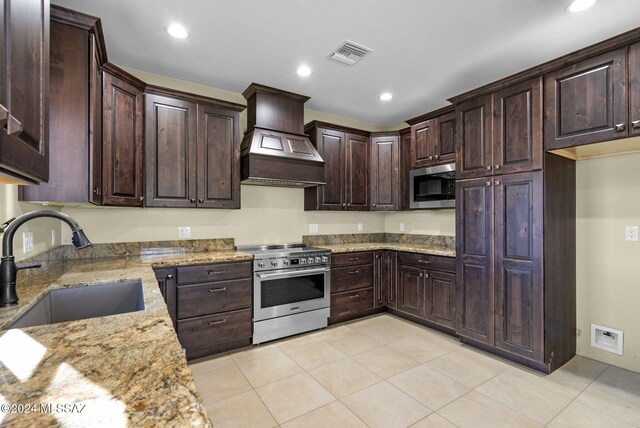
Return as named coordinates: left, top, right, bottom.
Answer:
left=328, top=40, right=372, bottom=66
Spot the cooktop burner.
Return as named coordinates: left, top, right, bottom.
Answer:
left=237, top=243, right=330, bottom=272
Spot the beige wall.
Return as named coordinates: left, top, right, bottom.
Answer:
left=576, top=153, right=640, bottom=372
left=385, top=210, right=455, bottom=235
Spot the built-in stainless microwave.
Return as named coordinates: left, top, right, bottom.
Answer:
left=409, top=163, right=456, bottom=209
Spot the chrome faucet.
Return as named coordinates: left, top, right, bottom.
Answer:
left=0, top=210, right=91, bottom=307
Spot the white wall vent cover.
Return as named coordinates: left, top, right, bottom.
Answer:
left=328, top=40, right=372, bottom=65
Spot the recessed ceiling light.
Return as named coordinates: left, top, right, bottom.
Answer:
left=297, top=65, right=311, bottom=77
left=566, top=0, right=597, bottom=13
left=380, top=92, right=393, bottom=101
left=167, top=23, right=188, bottom=39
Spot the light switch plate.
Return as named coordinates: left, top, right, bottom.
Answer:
left=309, top=224, right=318, bottom=234
left=51, top=229, right=56, bottom=246
left=357, top=223, right=363, bottom=232
left=178, top=226, right=191, bottom=238
left=23, top=232, right=34, bottom=254
left=625, top=226, right=638, bottom=241
left=399, top=223, right=405, bottom=232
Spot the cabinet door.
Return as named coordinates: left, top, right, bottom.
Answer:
left=425, top=270, right=455, bottom=329
left=399, top=130, right=412, bottom=210
left=456, top=95, right=492, bottom=179
left=89, top=35, right=103, bottom=205
left=544, top=48, right=628, bottom=149
left=384, top=251, right=398, bottom=309
left=345, top=133, right=369, bottom=210
left=102, top=71, right=144, bottom=206
left=494, top=171, right=544, bottom=362
left=145, top=94, right=197, bottom=207
left=493, top=78, right=543, bottom=175
left=397, top=264, right=425, bottom=318
left=315, top=128, right=345, bottom=210
left=411, top=119, right=435, bottom=168
left=630, top=43, right=640, bottom=137
left=370, top=134, right=399, bottom=211
left=435, top=112, right=456, bottom=165
left=456, top=177, right=494, bottom=344
left=0, top=0, right=49, bottom=183
left=196, top=103, right=240, bottom=208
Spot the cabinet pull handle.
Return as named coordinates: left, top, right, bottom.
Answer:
left=419, top=259, right=431, bottom=264
left=486, top=181, right=492, bottom=187
left=428, top=155, right=433, bottom=161
left=372, top=203, right=376, bottom=207
left=0, top=104, right=8, bottom=127
left=434, top=154, right=439, bottom=159
left=208, top=319, right=226, bottom=326
left=348, top=294, right=359, bottom=299
left=139, top=196, right=144, bottom=202
left=419, top=273, right=423, bottom=278
left=425, top=273, right=429, bottom=278
left=496, top=180, right=501, bottom=186
left=166, top=274, right=173, bottom=279
left=198, top=198, right=204, bottom=203
left=208, top=287, right=226, bottom=293
left=207, top=270, right=225, bottom=275
left=348, top=257, right=359, bottom=261
left=93, top=187, right=101, bottom=196
left=486, top=165, right=492, bottom=171
left=632, top=120, right=640, bottom=129
left=494, top=164, right=501, bottom=170
left=343, top=203, right=346, bottom=208
left=615, top=123, right=626, bottom=132
left=7, top=115, right=23, bottom=136
left=347, top=270, right=359, bottom=274
left=190, top=198, right=196, bottom=203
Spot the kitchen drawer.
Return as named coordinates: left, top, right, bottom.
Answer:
left=177, top=278, right=252, bottom=319
left=397, top=252, right=455, bottom=272
left=331, top=264, right=373, bottom=292
left=330, top=287, right=373, bottom=320
left=331, top=251, right=373, bottom=267
left=177, top=308, right=252, bottom=352
left=177, top=261, right=252, bottom=285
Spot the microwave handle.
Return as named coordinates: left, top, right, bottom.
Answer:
left=257, top=268, right=329, bottom=280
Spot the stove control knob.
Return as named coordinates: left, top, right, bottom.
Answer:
left=271, top=261, right=278, bottom=267
left=283, top=260, right=290, bottom=265
left=300, top=258, right=307, bottom=264
left=257, top=262, right=265, bottom=268
left=322, top=256, right=328, bottom=263
left=315, top=256, right=321, bottom=263
left=307, top=257, right=314, bottom=264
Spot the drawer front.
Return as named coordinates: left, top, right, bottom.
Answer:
left=331, top=264, right=373, bottom=293
left=330, top=287, right=373, bottom=320
left=331, top=251, right=374, bottom=267
left=177, top=308, right=252, bottom=350
left=177, top=261, right=252, bottom=285
left=397, top=252, right=455, bottom=272
left=177, top=278, right=252, bottom=319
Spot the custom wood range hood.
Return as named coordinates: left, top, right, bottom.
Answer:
left=240, top=83, right=325, bottom=187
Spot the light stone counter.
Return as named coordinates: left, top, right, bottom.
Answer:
left=0, top=247, right=252, bottom=427
left=314, top=242, right=455, bottom=258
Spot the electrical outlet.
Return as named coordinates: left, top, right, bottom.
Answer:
left=357, top=223, right=363, bottom=232
left=625, top=226, right=638, bottom=241
left=51, top=229, right=56, bottom=246
left=399, top=223, right=405, bottom=232
left=309, top=224, right=318, bottom=234
left=23, top=232, right=34, bottom=254
left=178, top=226, right=191, bottom=238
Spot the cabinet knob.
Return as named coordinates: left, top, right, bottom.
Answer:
left=190, top=198, right=196, bottom=203
left=496, top=180, right=501, bottom=186
left=615, top=123, right=626, bottom=132
left=486, top=165, right=492, bottom=171
left=434, top=154, right=439, bottom=159
left=425, top=273, right=429, bottom=278
left=428, top=156, right=433, bottom=161
left=139, top=196, right=144, bottom=202
left=7, top=115, right=23, bottom=136
left=343, top=203, right=346, bottom=208
left=166, top=274, right=173, bottom=279
left=494, top=164, right=501, bottom=170
left=632, top=120, right=640, bottom=129
left=419, top=273, right=423, bottom=277
left=198, top=198, right=204, bottom=203
left=0, top=104, right=8, bottom=127
left=372, top=203, right=376, bottom=207
left=486, top=181, right=492, bottom=187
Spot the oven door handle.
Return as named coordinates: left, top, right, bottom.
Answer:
left=257, top=268, right=329, bottom=279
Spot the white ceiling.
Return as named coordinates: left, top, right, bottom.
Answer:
left=53, top=0, right=640, bottom=127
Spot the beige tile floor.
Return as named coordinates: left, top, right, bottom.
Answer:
left=189, top=314, right=640, bottom=427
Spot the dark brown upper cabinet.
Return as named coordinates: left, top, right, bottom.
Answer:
left=408, top=107, right=456, bottom=170
left=544, top=48, right=628, bottom=150
left=456, top=78, right=542, bottom=180
left=145, top=88, right=243, bottom=209
left=0, top=0, right=49, bottom=184
left=304, top=122, right=370, bottom=211
left=20, top=6, right=105, bottom=202
left=370, top=132, right=400, bottom=211
left=629, top=43, right=640, bottom=137
left=399, top=128, right=412, bottom=211
left=101, top=66, right=144, bottom=206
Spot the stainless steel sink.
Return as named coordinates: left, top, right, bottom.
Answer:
left=7, top=279, right=145, bottom=329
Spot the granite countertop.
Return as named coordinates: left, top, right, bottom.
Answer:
left=315, top=242, right=456, bottom=257
left=0, top=248, right=252, bottom=427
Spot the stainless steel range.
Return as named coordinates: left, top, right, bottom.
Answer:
left=238, top=244, right=331, bottom=344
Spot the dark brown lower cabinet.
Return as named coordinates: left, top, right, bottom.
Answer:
left=154, top=261, right=252, bottom=360
left=397, top=264, right=425, bottom=318
left=329, top=251, right=378, bottom=323
left=382, top=251, right=397, bottom=309
left=456, top=156, right=575, bottom=373
left=426, top=270, right=456, bottom=329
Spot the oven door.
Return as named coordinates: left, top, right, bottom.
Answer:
left=253, top=266, right=330, bottom=321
